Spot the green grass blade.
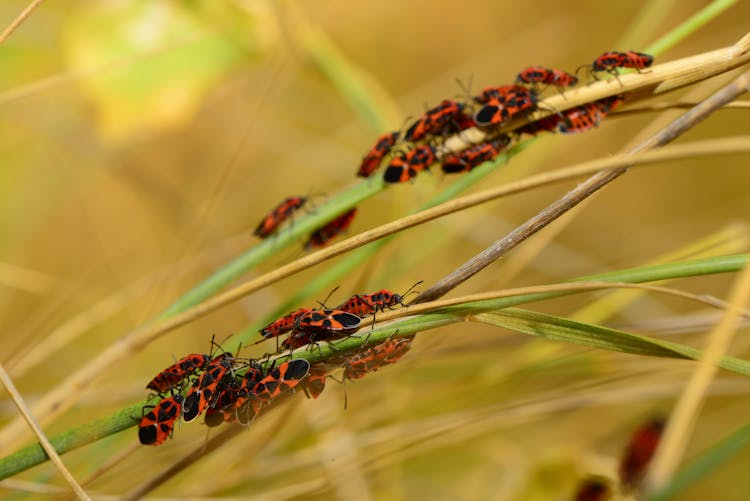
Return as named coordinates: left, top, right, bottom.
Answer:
left=646, top=0, right=738, bottom=56
left=574, top=253, right=747, bottom=284
left=0, top=403, right=141, bottom=480
left=616, top=0, right=679, bottom=51
left=477, top=309, right=750, bottom=376
left=300, top=25, right=400, bottom=132
left=431, top=254, right=749, bottom=318
left=646, top=420, right=750, bottom=501
left=571, top=224, right=748, bottom=324
left=314, top=253, right=750, bottom=367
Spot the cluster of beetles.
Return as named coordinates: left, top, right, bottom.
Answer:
left=139, top=284, right=418, bottom=445
left=252, top=50, right=653, bottom=248
left=140, top=50, right=654, bottom=451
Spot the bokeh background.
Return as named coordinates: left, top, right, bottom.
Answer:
left=1, top=0, right=750, bottom=499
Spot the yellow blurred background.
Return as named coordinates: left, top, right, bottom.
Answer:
left=1, top=0, right=749, bottom=499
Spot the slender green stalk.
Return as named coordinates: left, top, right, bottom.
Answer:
left=571, top=224, right=748, bottom=323
left=301, top=25, right=400, bottom=132
left=645, top=421, right=750, bottom=501
left=0, top=403, right=141, bottom=481
left=425, top=253, right=750, bottom=318
left=287, top=305, right=750, bottom=376
left=616, top=0, right=679, bottom=51
left=646, top=0, right=738, bottom=56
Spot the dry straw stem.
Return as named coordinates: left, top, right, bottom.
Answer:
left=414, top=64, right=750, bottom=303
left=615, top=99, right=750, bottom=115
left=2, top=133, right=749, bottom=456
left=440, top=30, right=750, bottom=155
left=362, top=282, right=750, bottom=327
left=0, top=0, right=44, bottom=44
left=645, top=249, right=750, bottom=492
left=0, top=364, right=90, bottom=501
left=0, top=261, right=59, bottom=295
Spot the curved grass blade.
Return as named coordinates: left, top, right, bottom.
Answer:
left=476, top=309, right=750, bottom=376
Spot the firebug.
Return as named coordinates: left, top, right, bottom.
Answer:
left=146, top=353, right=211, bottom=394
left=573, top=477, right=612, bottom=501
left=619, top=417, right=665, bottom=491
left=473, top=85, right=528, bottom=105
left=254, top=196, right=308, bottom=239
left=305, top=208, right=357, bottom=249
left=516, top=66, right=578, bottom=89
left=515, top=114, right=562, bottom=136
left=557, top=96, right=622, bottom=135
left=302, top=363, right=328, bottom=399
left=283, top=309, right=362, bottom=349
left=228, top=362, right=266, bottom=425
left=358, top=131, right=400, bottom=178
left=383, top=145, right=436, bottom=184
left=404, top=99, right=467, bottom=142
left=592, top=51, right=653, bottom=73
left=204, top=376, right=243, bottom=427
left=251, top=359, right=311, bottom=404
left=335, top=281, right=423, bottom=318
left=182, top=354, right=235, bottom=422
left=581, top=51, right=654, bottom=84
left=441, top=137, right=511, bottom=174
left=138, top=394, right=185, bottom=446
left=343, top=337, right=413, bottom=381
left=474, top=87, right=538, bottom=127
left=258, top=308, right=314, bottom=339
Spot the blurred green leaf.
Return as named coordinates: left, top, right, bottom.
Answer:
left=63, top=1, right=255, bottom=138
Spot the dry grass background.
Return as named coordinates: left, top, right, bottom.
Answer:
left=1, top=0, right=750, bottom=499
